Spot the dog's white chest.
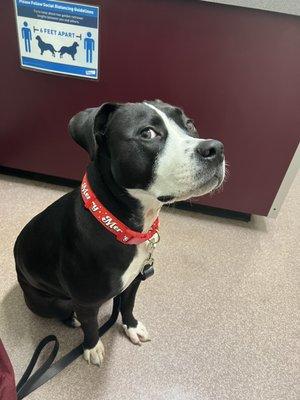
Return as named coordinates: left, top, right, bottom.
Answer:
left=121, top=242, right=149, bottom=291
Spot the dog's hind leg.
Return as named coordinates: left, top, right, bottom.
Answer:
left=17, top=269, right=74, bottom=322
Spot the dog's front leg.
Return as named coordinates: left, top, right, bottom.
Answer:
left=74, top=302, right=104, bottom=366
left=121, top=277, right=150, bottom=345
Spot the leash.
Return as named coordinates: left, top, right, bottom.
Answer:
left=16, top=264, right=154, bottom=399
left=16, top=296, right=120, bottom=400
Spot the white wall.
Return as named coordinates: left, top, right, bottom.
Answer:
left=201, top=0, right=300, bottom=16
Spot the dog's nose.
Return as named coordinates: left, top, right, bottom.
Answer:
left=196, top=140, right=224, bottom=163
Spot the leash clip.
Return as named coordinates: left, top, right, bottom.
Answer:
left=149, top=231, right=160, bottom=245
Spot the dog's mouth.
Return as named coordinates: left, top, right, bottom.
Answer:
left=157, top=195, right=175, bottom=202
left=157, top=170, right=225, bottom=204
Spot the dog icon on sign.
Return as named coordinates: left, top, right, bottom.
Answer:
left=35, top=36, right=57, bottom=57
left=58, top=42, right=79, bottom=60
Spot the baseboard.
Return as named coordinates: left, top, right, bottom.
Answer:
left=171, top=202, right=251, bottom=222
left=0, top=165, right=80, bottom=187
left=0, top=165, right=251, bottom=222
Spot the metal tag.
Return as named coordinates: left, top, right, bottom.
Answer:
left=140, top=263, right=154, bottom=280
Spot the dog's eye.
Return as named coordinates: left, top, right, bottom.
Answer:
left=186, top=120, right=196, bottom=132
left=139, top=128, right=158, bottom=140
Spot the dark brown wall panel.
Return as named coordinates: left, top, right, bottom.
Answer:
left=1, top=0, right=299, bottom=215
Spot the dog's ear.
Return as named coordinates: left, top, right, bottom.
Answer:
left=69, top=103, right=120, bottom=160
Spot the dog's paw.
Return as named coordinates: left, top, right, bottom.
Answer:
left=122, top=321, right=151, bottom=345
left=72, top=315, right=81, bottom=327
left=83, top=339, right=105, bottom=366
left=62, top=312, right=81, bottom=328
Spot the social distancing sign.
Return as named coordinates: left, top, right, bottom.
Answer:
left=14, top=0, right=100, bottom=80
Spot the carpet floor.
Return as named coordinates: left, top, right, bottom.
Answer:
left=0, top=172, right=299, bottom=400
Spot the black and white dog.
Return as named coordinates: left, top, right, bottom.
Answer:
left=14, top=100, right=225, bottom=366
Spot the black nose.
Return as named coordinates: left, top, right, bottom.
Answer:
left=196, top=139, right=224, bottom=163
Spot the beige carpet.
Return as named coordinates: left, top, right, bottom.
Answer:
left=0, top=173, right=299, bottom=400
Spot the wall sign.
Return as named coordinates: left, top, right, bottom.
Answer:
left=14, top=0, right=100, bottom=80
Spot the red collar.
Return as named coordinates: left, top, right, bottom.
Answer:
left=81, top=174, right=159, bottom=245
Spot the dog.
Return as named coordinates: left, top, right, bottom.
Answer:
left=58, top=42, right=79, bottom=60
left=35, top=35, right=57, bottom=57
left=14, top=100, right=225, bottom=366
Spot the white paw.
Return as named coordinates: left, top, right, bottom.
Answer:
left=73, top=313, right=81, bottom=327
left=83, top=339, right=105, bottom=366
left=123, top=321, right=151, bottom=345
left=72, top=317, right=81, bottom=327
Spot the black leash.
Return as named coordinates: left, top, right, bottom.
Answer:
left=16, top=264, right=154, bottom=399
left=16, top=296, right=121, bottom=399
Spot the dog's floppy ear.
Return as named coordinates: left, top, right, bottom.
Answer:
left=69, top=103, right=120, bottom=160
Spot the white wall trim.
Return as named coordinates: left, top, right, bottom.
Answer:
left=200, top=1, right=300, bottom=17
left=268, top=143, right=300, bottom=217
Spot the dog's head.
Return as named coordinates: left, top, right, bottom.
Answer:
left=35, top=35, right=41, bottom=41
left=74, top=42, right=79, bottom=47
left=69, top=100, right=225, bottom=203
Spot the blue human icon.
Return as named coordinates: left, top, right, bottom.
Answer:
left=21, top=21, right=32, bottom=53
left=84, top=32, right=95, bottom=63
